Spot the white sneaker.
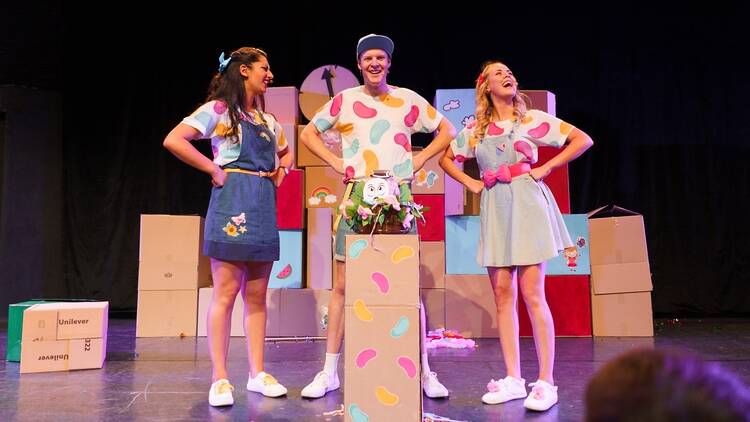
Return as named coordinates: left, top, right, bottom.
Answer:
left=482, top=376, right=527, bottom=405
left=208, top=378, right=234, bottom=407
left=422, top=371, right=449, bottom=398
left=523, top=380, right=558, bottom=411
left=301, top=371, right=340, bottom=399
left=246, top=371, right=288, bottom=397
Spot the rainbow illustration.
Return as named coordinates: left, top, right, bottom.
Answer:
left=308, top=186, right=336, bottom=206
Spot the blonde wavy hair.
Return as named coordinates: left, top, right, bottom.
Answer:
left=471, top=61, right=531, bottom=145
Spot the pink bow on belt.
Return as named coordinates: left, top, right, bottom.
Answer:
left=481, top=165, right=512, bottom=188
left=481, top=162, right=532, bottom=188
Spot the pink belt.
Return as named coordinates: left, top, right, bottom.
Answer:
left=481, top=162, right=531, bottom=188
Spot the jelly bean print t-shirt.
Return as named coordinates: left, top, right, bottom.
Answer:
left=312, top=86, right=443, bottom=182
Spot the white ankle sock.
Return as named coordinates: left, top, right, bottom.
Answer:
left=323, top=353, right=340, bottom=377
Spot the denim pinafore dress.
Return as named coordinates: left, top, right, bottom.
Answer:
left=203, top=114, right=280, bottom=262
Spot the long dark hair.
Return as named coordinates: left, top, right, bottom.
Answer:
left=206, top=47, right=268, bottom=141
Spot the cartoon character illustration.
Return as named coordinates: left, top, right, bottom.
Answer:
left=361, top=170, right=400, bottom=205
left=564, top=247, right=579, bottom=268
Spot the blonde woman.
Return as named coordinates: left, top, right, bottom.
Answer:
left=440, top=61, right=593, bottom=411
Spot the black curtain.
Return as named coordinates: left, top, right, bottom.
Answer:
left=55, top=9, right=749, bottom=315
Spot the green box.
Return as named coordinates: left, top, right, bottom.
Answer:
left=6, top=300, right=53, bottom=362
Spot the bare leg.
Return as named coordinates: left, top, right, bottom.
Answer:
left=325, top=261, right=346, bottom=354
left=488, top=266, right=521, bottom=379
left=208, top=258, right=244, bottom=382
left=420, top=298, right=428, bottom=357
left=242, top=260, right=273, bottom=377
left=519, top=262, right=554, bottom=384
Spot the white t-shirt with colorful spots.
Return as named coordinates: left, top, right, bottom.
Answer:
left=182, top=100, right=289, bottom=167
left=312, top=86, right=443, bottom=181
left=450, top=109, right=574, bottom=163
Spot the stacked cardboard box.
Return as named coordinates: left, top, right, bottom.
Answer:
left=137, top=215, right=210, bottom=337
left=20, top=302, right=108, bottom=373
left=345, top=235, right=422, bottom=421
left=589, top=206, right=654, bottom=336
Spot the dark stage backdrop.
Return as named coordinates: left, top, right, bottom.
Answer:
left=7, top=8, right=750, bottom=316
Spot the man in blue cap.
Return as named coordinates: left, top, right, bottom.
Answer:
left=300, top=33, right=456, bottom=400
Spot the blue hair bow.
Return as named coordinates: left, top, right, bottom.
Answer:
left=218, top=52, right=232, bottom=73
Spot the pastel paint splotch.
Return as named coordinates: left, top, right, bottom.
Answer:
left=355, top=348, right=377, bottom=368
left=390, top=316, right=409, bottom=338
left=370, top=272, right=390, bottom=294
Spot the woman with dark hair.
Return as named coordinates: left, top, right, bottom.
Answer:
left=164, top=47, right=292, bottom=406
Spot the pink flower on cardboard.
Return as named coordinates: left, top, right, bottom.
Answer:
left=487, top=380, right=500, bottom=393
left=357, top=205, right=374, bottom=219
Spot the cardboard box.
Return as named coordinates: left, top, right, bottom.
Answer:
left=136, top=290, right=198, bottom=337
left=419, top=241, right=445, bottom=289
left=263, top=86, right=298, bottom=125
left=276, top=169, right=304, bottom=230
left=269, top=230, right=303, bottom=289
left=296, top=124, right=344, bottom=168
left=591, top=291, right=654, bottom=337
left=411, top=149, right=445, bottom=194
left=522, top=90, right=556, bottom=115
left=139, top=214, right=207, bottom=263
left=444, top=216, right=485, bottom=275
left=444, top=274, right=497, bottom=338
left=518, top=275, right=592, bottom=337
left=22, top=302, right=109, bottom=342
left=414, top=194, right=445, bottom=241
left=21, top=338, right=106, bottom=374
left=196, top=287, right=281, bottom=337
left=345, top=235, right=420, bottom=307
left=278, top=289, right=330, bottom=336
left=345, top=306, right=422, bottom=422
left=306, top=208, right=333, bottom=289
left=138, top=215, right=210, bottom=290
left=345, top=234, right=422, bottom=421
left=304, top=166, right=345, bottom=209
left=588, top=207, right=650, bottom=267
left=20, top=302, right=109, bottom=373
left=421, top=288, right=445, bottom=331
left=434, top=89, right=477, bottom=137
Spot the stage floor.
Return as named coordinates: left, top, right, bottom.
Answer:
left=2, top=318, right=749, bottom=421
